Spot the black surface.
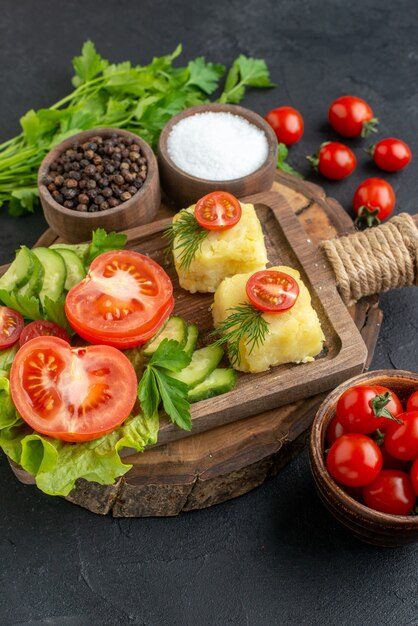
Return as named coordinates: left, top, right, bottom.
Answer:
left=1, top=1, right=418, bottom=625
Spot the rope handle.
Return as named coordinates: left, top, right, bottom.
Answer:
left=319, top=213, right=418, bottom=305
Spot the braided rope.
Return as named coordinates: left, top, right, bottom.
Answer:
left=320, top=213, right=418, bottom=305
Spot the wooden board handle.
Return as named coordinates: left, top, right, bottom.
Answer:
left=320, top=213, right=418, bottom=305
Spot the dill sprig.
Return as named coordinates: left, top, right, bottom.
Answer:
left=210, top=303, right=269, bottom=366
left=163, top=210, right=209, bottom=273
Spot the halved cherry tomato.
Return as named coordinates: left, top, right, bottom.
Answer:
left=326, top=433, right=382, bottom=487
left=411, top=458, right=418, bottom=497
left=362, top=470, right=416, bottom=515
left=353, top=178, right=396, bottom=226
left=264, top=106, right=304, bottom=146
left=385, top=411, right=418, bottom=461
left=327, top=416, right=347, bottom=447
left=0, top=306, right=24, bottom=349
left=328, top=96, right=377, bottom=137
left=194, top=192, right=242, bottom=231
left=246, top=270, right=299, bottom=313
left=308, top=142, right=356, bottom=180
left=19, top=320, right=70, bottom=347
left=407, top=390, right=418, bottom=412
left=369, top=138, right=412, bottom=172
left=10, top=336, right=137, bottom=442
left=65, top=250, right=174, bottom=349
left=336, top=385, right=403, bottom=435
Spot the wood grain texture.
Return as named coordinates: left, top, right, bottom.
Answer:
left=6, top=172, right=382, bottom=516
left=158, top=104, right=278, bottom=207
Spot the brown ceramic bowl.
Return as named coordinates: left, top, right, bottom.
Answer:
left=38, top=128, right=161, bottom=243
left=310, top=369, right=418, bottom=547
left=158, top=103, right=278, bottom=207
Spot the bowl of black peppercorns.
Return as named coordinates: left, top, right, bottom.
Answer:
left=38, top=128, right=161, bottom=243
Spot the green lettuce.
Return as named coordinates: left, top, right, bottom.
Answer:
left=0, top=376, right=158, bottom=497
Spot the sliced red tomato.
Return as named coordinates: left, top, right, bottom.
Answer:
left=10, top=336, right=137, bottom=442
left=246, top=270, right=299, bottom=313
left=19, top=320, right=70, bottom=347
left=65, top=250, right=174, bottom=349
left=194, top=192, right=242, bottom=231
left=0, top=306, right=24, bottom=349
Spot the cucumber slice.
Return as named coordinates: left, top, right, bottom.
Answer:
left=50, top=242, right=90, bottom=266
left=32, top=248, right=67, bottom=305
left=55, top=248, right=86, bottom=290
left=143, top=316, right=187, bottom=356
left=188, top=368, right=237, bottom=403
left=183, top=324, right=199, bottom=357
left=170, top=344, right=223, bottom=387
left=19, top=252, right=44, bottom=297
left=0, top=246, right=33, bottom=291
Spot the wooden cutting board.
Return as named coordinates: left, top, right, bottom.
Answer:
left=7, top=172, right=383, bottom=515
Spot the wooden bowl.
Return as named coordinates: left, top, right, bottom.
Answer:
left=158, top=103, right=278, bottom=207
left=309, top=369, right=418, bottom=547
left=38, top=128, right=161, bottom=243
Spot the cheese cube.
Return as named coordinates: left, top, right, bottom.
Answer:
left=212, top=266, right=325, bottom=373
left=172, top=202, right=268, bottom=293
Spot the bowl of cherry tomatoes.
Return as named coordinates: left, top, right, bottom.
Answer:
left=309, top=369, right=418, bottom=547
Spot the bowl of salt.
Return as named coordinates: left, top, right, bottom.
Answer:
left=158, top=104, right=278, bottom=207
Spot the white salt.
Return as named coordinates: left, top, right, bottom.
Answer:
left=167, top=111, right=269, bottom=181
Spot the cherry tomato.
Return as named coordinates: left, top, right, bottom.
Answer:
left=327, top=416, right=347, bottom=447
left=246, top=270, right=299, bottom=313
left=353, top=178, right=396, bottom=225
left=336, top=385, right=403, bottom=435
left=411, top=458, right=418, bottom=497
left=0, top=306, right=24, bottom=349
left=328, top=96, right=377, bottom=138
left=380, top=442, right=409, bottom=471
left=19, top=320, right=70, bottom=347
left=65, top=250, right=174, bottom=349
left=194, top=192, right=242, bottom=231
left=326, top=433, right=382, bottom=487
left=264, top=106, right=304, bottom=145
left=385, top=411, right=418, bottom=461
left=370, top=138, right=412, bottom=172
left=309, top=142, right=356, bottom=180
left=362, top=470, right=416, bottom=515
left=407, top=390, right=418, bottom=412
left=10, top=336, right=137, bottom=442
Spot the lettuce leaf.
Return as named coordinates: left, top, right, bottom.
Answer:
left=0, top=376, right=158, bottom=497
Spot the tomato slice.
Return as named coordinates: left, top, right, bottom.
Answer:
left=19, top=320, right=70, bottom=347
left=194, top=191, right=242, bottom=231
left=0, top=306, right=24, bottom=349
left=65, top=250, right=174, bottom=349
left=10, top=336, right=137, bottom=442
left=246, top=270, right=299, bottom=312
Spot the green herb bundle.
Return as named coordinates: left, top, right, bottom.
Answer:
left=0, top=41, right=273, bottom=216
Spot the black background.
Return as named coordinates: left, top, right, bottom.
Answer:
left=1, top=1, right=418, bottom=625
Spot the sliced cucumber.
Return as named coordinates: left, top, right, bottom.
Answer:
left=0, top=246, right=33, bottom=291
left=170, top=344, right=223, bottom=387
left=188, top=368, right=237, bottom=403
left=55, top=248, right=86, bottom=290
left=183, top=324, right=199, bottom=357
left=32, top=248, right=67, bottom=305
left=143, top=316, right=188, bottom=356
left=19, top=252, right=44, bottom=298
left=50, top=242, right=90, bottom=265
